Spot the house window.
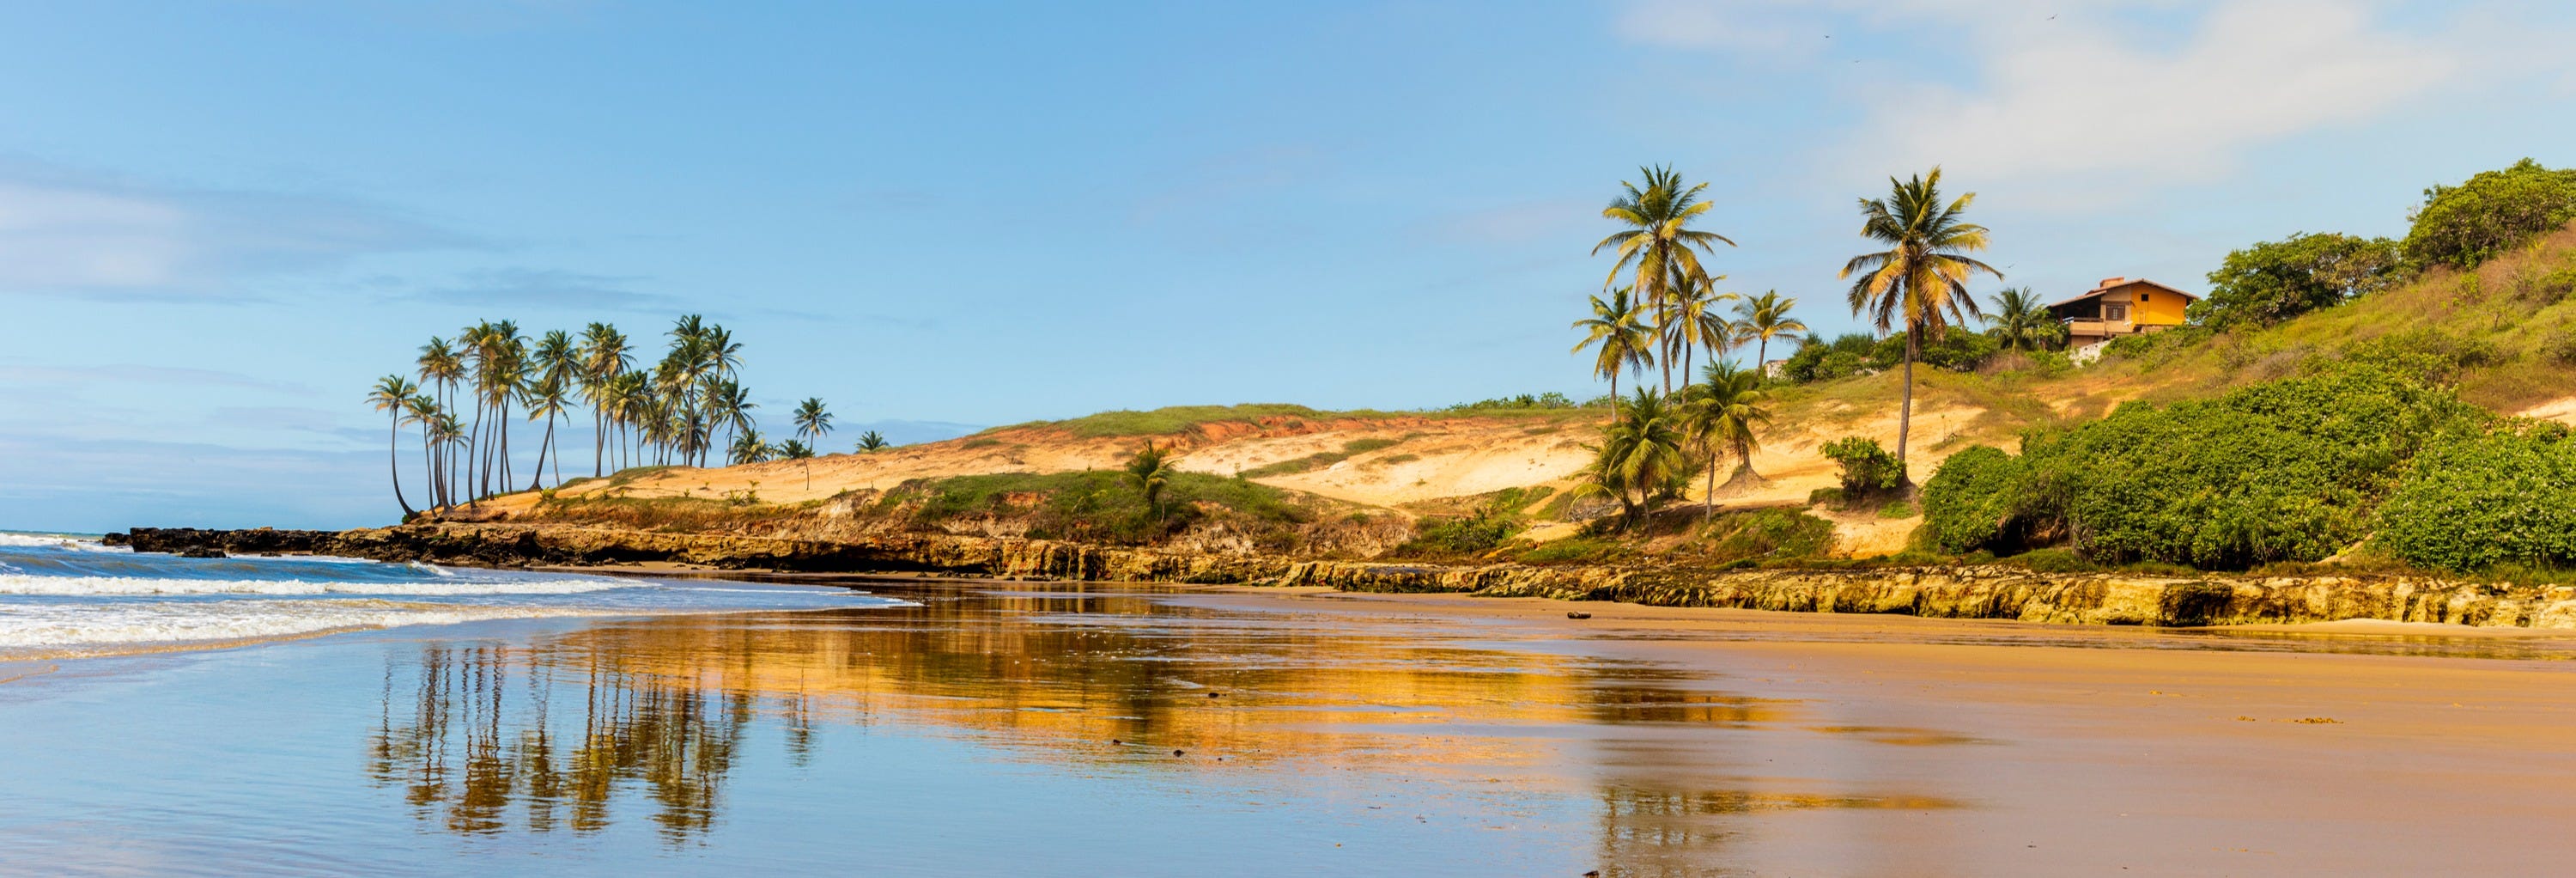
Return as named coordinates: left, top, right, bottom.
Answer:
left=2105, top=304, right=2129, bottom=321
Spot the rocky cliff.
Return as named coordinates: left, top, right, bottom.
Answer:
left=112, top=525, right=2576, bottom=630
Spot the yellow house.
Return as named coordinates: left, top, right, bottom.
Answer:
left=2047, top=277, right=2197, bottom=353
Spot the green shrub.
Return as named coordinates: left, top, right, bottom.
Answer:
left=1920, top=445, right=2025, bottom=553
left=1699, top=508, right=1837, bottom=562
left=2011, top=547, right=2093, bottom=574
left=2374, top=423, right=2576, bottom=572
left=1917, top=363, right=2482, bottom=569
left=2342, top=327, right=2500, bottom=385
left=2404, top=158, right=2576, bottom=269
left=1820, top=436, right=1906, bottom=497
left=1513, top=537, right=1623, bottom=564
left=2188, top=232, right=2405, bottom=329
left=1876, top=501, right=1918, bottom=520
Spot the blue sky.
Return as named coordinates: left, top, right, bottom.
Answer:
left=4, top=0, right=2574, bottom=532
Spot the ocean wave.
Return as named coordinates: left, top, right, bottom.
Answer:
left=0, top=598, right=637, bottom=651
left=0, top=533, right=123, bottom=552
left=0, top=575, right=635, bottom=597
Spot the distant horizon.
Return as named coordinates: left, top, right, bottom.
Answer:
left=8, top=0, right=2576, bottom=531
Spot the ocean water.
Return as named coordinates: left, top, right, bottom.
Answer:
left=0, top=532, right=903, bottom=658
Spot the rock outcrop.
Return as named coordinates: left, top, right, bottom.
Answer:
left=111, top=525, right=2576, bottom=630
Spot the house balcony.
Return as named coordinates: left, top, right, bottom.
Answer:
left=2062, top=318, right=2134, bottom=338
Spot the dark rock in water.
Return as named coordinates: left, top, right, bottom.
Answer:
left=1207, top=692, right=1223, bottom=698
left=176, top=547, right=227, bottom=558
left=99, top=532, right=130, bottom=547
left=1172, top=749, right=1184, bottom=757
left=1565, top=611, right=1592, bottom=619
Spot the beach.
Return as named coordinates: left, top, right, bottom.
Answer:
left=5, top=564, right=2576, bottom=875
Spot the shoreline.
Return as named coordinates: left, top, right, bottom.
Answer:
left=107, top=523, right=2576, bottom=632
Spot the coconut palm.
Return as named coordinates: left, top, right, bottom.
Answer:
left=792, top=398, right=832, bottom=489
left=523, top=375, right=573, bottom=491
left=707, top=379, right=757, bottom=463
left=1125, top=442, right=1176, bottom=522
left=368, top=375, right=420, bottom=517
left=1572, top=389, right=1691, bottom=530
left=729, top=429, right=771, bottom=465
left=1841, top=167, right=2002, bottom=470
left=429, top=413, right=466, bottom=504
left=576, top=323, right=632, bottom=477
left=854, top=431, right=890, bottom=453
left=1594, top=165, right=1735, bottom=393
left=1662, top=274, right=1740, bottom=387
left=404, top=394, right=442, bottom=509
left=1571, top=285, right=1656, bottom=420
left=773, top=439, right=813, bottom=460
left=1680, top=363, right=1772, bottom=518
left=1733, top=291, right=1809, bottom=378
left=1985, top=286, right=2064, bottom=351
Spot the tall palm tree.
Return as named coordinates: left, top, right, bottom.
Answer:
left=429, top=413, right=466, bottom=505
left=1680, top=363, right=1772, bottom=518
left=416, top=337, right=465, bottom=498
left=1572, top=389, right=1690, bottom=530
left=523, top=375, right=572, bottom=491
left=1985, top=286, right=2064, bottom=351
left=1571, top=285, right=1656, bottom=420
left=1840, top=167, right=2002, bottom=471
left=1733, top=291, right=1810, bottom=377
left=1594, top=165, right=1735, bottom=393
left=1125, top=442, right=1176, bottom=522
left=368, top=375, right=420, bottom=517
left=707, top=379, right=756, bottom=463
left=404, top=394, right=442, bottom=509
left=792, top=398, right=832, bottom=489
left=576, top=323, right=632, bottom=477
left=1663, top=273, right=1739, bottom=387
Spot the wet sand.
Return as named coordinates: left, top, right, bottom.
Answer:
left=5, top=578, right=2574, bottom=875
left=1176, top=587, right=2576, bottom=875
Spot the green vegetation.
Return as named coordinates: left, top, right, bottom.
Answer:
left=1594, top=164, right=1737, bottom=395
left=1013, top=404, right=1415, bottom=439
left=1400, top=487, right=1549, bottom=556
left=1820, top=437, right=1905, bottom=499
left=1984, top=287, right=2064, bottom=352
left=378, top=314, right=840, bottom=515
left=2374, top=423, right=2576, bottom=572
left=1573, top=390, right=1696, bottom=529
left=1445, top=392, right=1580, bottom=412
left=2190, top=232, right=2403, bottom=329
left=1699, top=507, right=1837, bottom=563
left=2405, top=157, right=2576, bottom=269
left=1123, top=443, right=1176, bottom=521
left=1839, top=167, right=2002, bottom=467
left=890, top=469, right=1309, bottom=546
left=1919, top=363, right=2482, bottom=569
left=1679, top=363, right=1771, bottom=516
left=854, top=430, right=890, bottom=452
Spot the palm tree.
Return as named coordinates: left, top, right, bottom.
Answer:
left=1663, top=274, right=1739, bottom=387
left=404, top=394, right=442, bottom=509
left=1594, top=165, right=1736, bottom=393
left=773, top=439, right=813, bottom=460
left=1125, top=442, right=1176, bottom=522
left=416, top=337, right=465, bottom=497
left=792, top=398, right=832, bottom=489
left=1680, top=363, right=1772, bottom=518
left=1841, top=167, right=2002, bottom=471
left=729, top=429, right=771, bottom=465
left=1985, top=286, right=2064, bottom=352
left=854, top=431, right=890, bottom=453
left=1571, top=285, right=1656, bottom=420
left=707, top=379, right=756, bottom=463
left=576, top=323, right=632, bottom=477
left=368, top=375, right=420, bottom=517
left=429, top=413, right=466, bottom=504
left=1733, top=291, right=1809, bottom=378
left=1572, top=389, right=1691, bottom=530
left=523, top=375, right=572, bottom=491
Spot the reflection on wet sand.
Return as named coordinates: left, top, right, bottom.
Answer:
left=365, top=581, right=1958, bottom=865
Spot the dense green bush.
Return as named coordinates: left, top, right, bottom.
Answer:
left=2188, top=232, right=2404, bottom=329
left=2342, top=327, right=2501, bottom=385
left=2375, top=423, right=2576, bottom=572
left=1915, top=363, right=2482, bottom=569
left=1820, top=436, right=1906, bottom=497
left=1919, top=445, right=2024, bottom=552
left=2404, top=158, right=2576, bottom=269
left=1700, top=507, right=1837, bottom=562
left=1782, top=332, right=1878, bottom=382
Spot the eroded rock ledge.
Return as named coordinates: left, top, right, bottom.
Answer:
left=111, top=525, right=2576, bottom=629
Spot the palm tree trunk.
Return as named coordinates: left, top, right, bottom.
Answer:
left=528, top=418, right=555, bottom=492
left=388, top=418, right=415, bottom=517
left=593, top=408, right=605, bottom=478
left=1898, top=326, right=1917, bottom=473
left=420, top=428, right=436, bottom=511
left=1756, top=338, right=1769, bottom=381
left=1703, top=446, right=1716, bottom=520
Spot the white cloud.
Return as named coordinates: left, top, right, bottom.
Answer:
left=0, top=165, right=469, bottom=299
left=1856, top=0, right=2458, bottom=181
